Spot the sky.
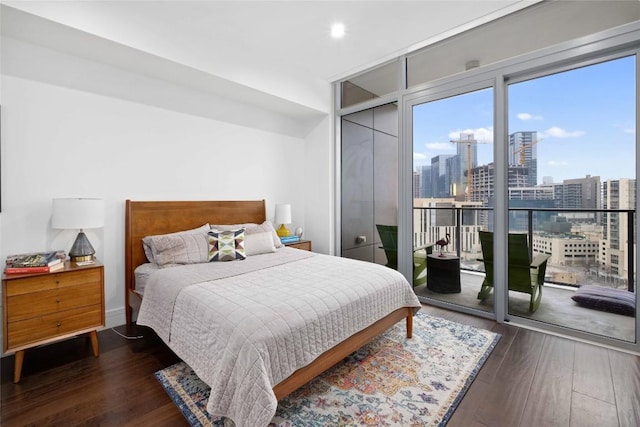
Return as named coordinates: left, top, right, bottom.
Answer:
left=413, top=55, right=636, bottom=183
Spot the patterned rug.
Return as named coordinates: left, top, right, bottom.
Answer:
left=155, top=312, right=500, bottom=426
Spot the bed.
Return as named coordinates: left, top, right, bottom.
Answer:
left=124, top=199, right=421, bottom=426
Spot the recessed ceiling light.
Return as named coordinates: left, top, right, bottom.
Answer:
left=331, top=22, right=345, bottom=39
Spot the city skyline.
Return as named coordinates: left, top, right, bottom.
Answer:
left=413, top=55, right=635, bottom=183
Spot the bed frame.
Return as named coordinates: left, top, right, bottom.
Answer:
left=124, top=199, right=413, bottom=400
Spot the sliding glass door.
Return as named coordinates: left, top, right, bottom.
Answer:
left=411, top=87, right=495, bottom=315
left=406, top=54, right=638, bottom=345
left=506, top=55, right=636, bottom=343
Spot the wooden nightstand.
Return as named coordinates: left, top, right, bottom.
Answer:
left=284, top=240, right=312, bottom=251
left=2, top=261, right=105, bottom=383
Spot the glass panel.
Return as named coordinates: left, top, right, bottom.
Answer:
left=507, top=55, right=636, bottom=343
left=341, top=61, right=398, bottom=109
left=412, top=88, right=494, bottom=314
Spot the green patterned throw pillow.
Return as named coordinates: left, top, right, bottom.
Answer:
left=208, top=229, right=246, bottom=261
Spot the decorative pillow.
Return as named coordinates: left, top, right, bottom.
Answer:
left=245, top=231, right=277, bottom=256
left=571, top=285, right=635, bottom=316
left=210, top=221, right=283, bottom=248
left=142, top=224, right=210, bottom=264
left=208, top=229, right=246, bottom=261
left=142, top=225, right=210, bottom=267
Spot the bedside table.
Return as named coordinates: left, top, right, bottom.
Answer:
left=284, top=240, right=312, bottom=251
left=2, top=261, right=105, bottom=383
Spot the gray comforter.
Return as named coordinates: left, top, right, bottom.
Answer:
left=137, top=247, right=421, bottom=426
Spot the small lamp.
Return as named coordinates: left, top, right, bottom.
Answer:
left=52, top=198, right=105, bottom=262
left=274, top=204, right=292, bottom=237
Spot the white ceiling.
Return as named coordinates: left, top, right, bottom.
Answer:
left=2, top=0, right=541, bottom=113
left=4, top=0, right=638, bottom=137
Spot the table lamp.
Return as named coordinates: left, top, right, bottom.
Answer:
left=274, top=204, right=292, bottom=237
left=52, top=198, right=105, bottom=262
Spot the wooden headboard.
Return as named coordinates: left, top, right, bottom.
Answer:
left=124, top=199, right=266, bottom=324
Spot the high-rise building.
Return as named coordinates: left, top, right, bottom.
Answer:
left=431, top=154, right=454, bottom=198
left=506, top=180, right=556, bottom=233
left=555, top=175, right=602, bottom=224
left=470, top=163, right=529, bottom=205
left=450, top=133, right=478, bottom=201
left=600, top=178, right=636, bottom=287
left=420, top=165, right=432, bottom=198
left=413, top=171, right=421, bottom=199
left=509, top=131, right=539, bottom=187
left=562, top=175, right=601, bottom=210
left=469, top=163, right=530, bottom=229
left=446, top=155, right=462, bottom=199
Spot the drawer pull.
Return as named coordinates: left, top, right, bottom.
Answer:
left=56, top=299, right=61, bottom=303
left=56, top=322, right=62, bottom=327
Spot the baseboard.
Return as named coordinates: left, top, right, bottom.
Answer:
left=105, top=307, right=126, bottom=328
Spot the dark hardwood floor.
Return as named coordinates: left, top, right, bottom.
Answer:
left=2, top=305, right=639, bottom=426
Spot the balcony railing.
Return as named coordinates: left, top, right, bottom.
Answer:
left=413, top=206, right=636, bottom=292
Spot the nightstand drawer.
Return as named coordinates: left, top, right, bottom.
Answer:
left=2, top=261, right=105, bottom=382
left=5, top=268, right=102, bottom=296
left=6, top=282, right=103, bottom=322
left=7, top=305, right=103, bottom=349
left=285, top=240, right=312, bottom=251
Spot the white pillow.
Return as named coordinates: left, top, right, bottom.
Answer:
left=142, top=224, right=210, bottom=266
left=245, top=231, right=277, bottom=256
left=245, top=221, right=283, bottom=248
left=210, top=222, right=257, bottom=231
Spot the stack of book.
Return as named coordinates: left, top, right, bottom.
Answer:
left=280, top=235, right=301, bottom=244
left=5, top=250, right=66, bottom=274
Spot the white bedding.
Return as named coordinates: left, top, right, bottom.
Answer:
left=133, top=262, right=159, bottom=295
left=137, top=247, right=421, bottom=427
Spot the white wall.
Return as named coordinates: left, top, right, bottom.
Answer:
left=303, top=115, right=335, bottom=255
left=0, top=38, right=333, bottom=338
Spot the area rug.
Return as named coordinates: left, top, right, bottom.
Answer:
left=155, top=312, right=500, bottom=426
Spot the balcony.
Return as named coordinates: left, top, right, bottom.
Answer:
left=414, top=271, right=635, bottom=342
left=411, top=206, right=636, bottom=343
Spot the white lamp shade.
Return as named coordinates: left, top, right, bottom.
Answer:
left=52, top=198, right=105, bottom=230
left=274, top=204, right=292, bottom=225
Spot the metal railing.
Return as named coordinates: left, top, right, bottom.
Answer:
left=413, top=206, right=636, bottom=292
